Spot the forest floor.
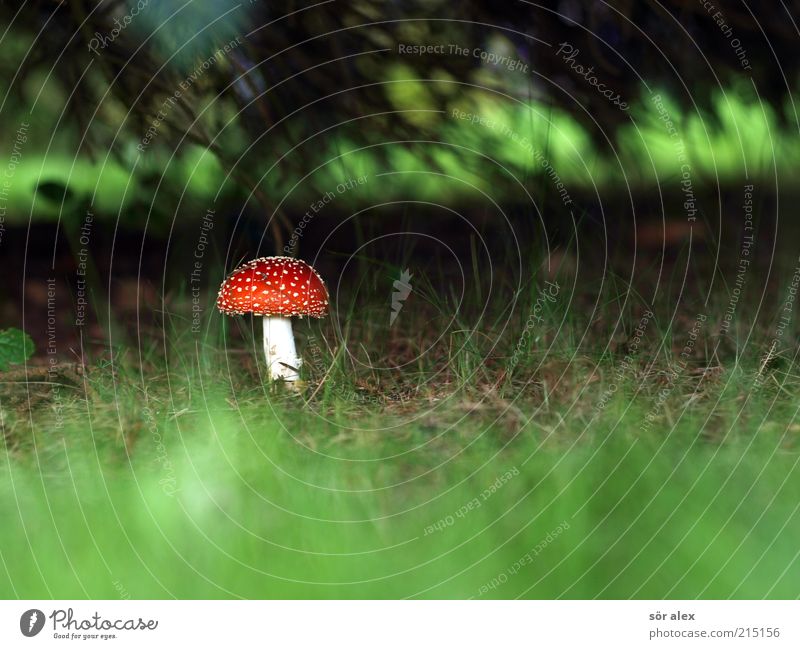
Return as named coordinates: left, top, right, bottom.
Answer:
left=2, top=237, right=800, bottom=598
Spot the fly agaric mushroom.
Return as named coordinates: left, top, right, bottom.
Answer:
left=217, top=256, right=328, bottom=383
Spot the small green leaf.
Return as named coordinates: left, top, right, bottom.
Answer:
left=0, top=328, right=35, bottom=371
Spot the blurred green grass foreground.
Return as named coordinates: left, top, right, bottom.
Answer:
left=1, top=315, right=799, bottom=600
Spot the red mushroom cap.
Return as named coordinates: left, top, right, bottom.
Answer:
left=216, top=256, right=329, bottom=318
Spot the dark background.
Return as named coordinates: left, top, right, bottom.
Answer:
left=1, top=0, right=798, bottom=356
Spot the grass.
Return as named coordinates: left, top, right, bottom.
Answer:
left=2, top=241, right=800, bottom=599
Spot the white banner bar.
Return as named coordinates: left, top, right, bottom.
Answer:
left=1, top=600, right=797, bottom=647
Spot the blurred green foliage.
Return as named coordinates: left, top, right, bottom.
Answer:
left=2, top=71, right=795, bottom=228
left=0, top=328, right=35, bottom=371
left=1, top=1, right=797, bottom=234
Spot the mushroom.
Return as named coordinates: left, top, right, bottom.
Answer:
left=217, top=256, right=329, bottom=383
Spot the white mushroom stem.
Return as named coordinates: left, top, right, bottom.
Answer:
left=262, top=316, right=301, bottom=382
